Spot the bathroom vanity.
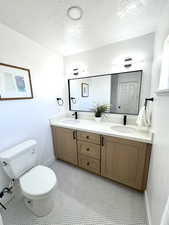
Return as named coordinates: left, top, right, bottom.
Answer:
left=51, top=118, right=152, bottom=191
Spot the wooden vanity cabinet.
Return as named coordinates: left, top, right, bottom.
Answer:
left=101, top=135, right=151, bottom=191
left=51, top=126, right=78, bottom=165
left=51, top=126, right=151, bottom=191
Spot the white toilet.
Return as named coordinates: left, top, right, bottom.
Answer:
left=0, top=140, right=57, bottom=217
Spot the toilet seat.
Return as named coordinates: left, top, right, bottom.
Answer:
left=19, top=165, right=57, bottom=200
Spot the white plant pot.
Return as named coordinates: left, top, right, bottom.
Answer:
left=95, top=117, right=102, bottom=122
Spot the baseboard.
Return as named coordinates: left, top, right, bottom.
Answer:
left=144, top=190, right=152, bottom=225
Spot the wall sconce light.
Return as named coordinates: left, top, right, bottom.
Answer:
left=124, top=57, right=132, bottom=68
left=56, top=98, right=64, bottom=106
left=71, top=97, right=77, bottom=104
left=112, top=54, right=145, bottom=71
left=68, top=63, right=87, bottom=76
left=73, top=68, right=79, bottom=76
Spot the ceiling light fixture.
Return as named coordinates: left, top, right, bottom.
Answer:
left=117, top=0, right=145, bottom=18
left=67, top=6, right=83, bottom=21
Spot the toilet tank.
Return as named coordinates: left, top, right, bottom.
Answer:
left=0, top=140, right=37, bottom=179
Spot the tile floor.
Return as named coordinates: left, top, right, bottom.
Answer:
left=1, top=160, right=147, bottom=225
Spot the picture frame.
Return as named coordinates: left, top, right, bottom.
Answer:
left=0, top=63, right=33, bottom=100
left=81, top=83, right=89, bottom=97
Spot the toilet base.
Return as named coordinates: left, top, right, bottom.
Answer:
left=24, top=189, right=55, bottom=217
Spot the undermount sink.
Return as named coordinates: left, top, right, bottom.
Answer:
left=110, top=125, right=136, bottom=134
left=61, top=119, right=80, bottom=125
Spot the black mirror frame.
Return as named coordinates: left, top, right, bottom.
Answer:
left=68, top=70, right=143, bottom=115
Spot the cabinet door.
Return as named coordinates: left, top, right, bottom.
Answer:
left=52, top=127, right=78, bottom=165
left=101, top=136, right=151, bottom=191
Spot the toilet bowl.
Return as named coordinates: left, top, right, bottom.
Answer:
left=20, top=165, right=57, bottom=216
left=0, top=140, right=57, bottom=217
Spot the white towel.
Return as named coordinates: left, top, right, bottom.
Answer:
left=160, top=197, right=169, bottom=225
left=136, top=105, right=152, bottom=127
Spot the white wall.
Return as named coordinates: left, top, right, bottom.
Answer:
left=64, top=33, right=154, bottom=122
left=146, top=3, right=169, bottom=225
left=0, top=23, right=65, bottom=194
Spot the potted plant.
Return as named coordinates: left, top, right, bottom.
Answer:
left=94, top=104, right=109, bottom=122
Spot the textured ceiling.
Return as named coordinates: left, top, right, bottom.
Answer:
left=0, top=0, right=167, bottom=55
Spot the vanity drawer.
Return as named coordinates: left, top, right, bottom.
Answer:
left=78, top=154, right=100, bottom=175
left=77, top=141, right=100, bottom=159
left=77, top=131, right=100, bottom=144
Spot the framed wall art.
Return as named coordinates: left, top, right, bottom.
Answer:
left=81, top=83, right=89, bottom=97
left=0, top=63, right=33, bottom=100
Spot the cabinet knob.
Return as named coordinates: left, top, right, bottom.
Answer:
left=86, top=148, right=90, bottom=151
left=87, top=162, right=90, bottom=166
left=86, top=136, right=89, bottom=139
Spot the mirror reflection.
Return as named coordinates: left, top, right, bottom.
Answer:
left=69, top=70, right=142, bottom=115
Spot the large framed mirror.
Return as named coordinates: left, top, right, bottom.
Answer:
left=68, top=70, right=142, bottom=115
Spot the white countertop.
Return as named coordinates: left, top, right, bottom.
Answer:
left=50, top=117, right=153, bottom=144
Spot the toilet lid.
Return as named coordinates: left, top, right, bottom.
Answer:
left=20, top=165, right=57, bottom=197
